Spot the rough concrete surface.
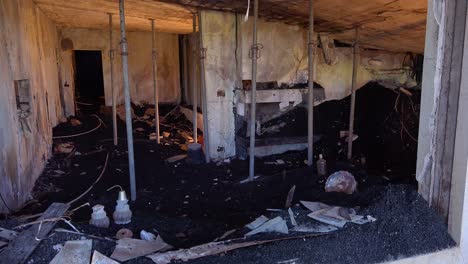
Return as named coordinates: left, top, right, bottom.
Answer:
left=59, top=28, right=181, bottom=108
left=0, top=0, right=63, bottom=212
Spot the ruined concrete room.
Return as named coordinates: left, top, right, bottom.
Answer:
left=1, top=0, right=468, bottom=263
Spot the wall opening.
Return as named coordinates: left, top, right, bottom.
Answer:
left=73, top=50, right=105, bottom=114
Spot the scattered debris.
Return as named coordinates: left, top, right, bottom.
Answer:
left=140, top=230, right=157, bottom=241
left=70, top=118, right=83, bottom=127
left=0, top=228, right=18, bottom=241
left=339, top=131, right=359, bottom=142
left=91, top=250, right=119, bottom=264
left=316, top=154, right=327, bottom=177
left=116, top=229, right=133, bottom=239
left=300, top=201, right=329, bottom=212
left=214, top=229, right=237, bottom=242
left=54, top=142, right=75, bottom=154
left=245, top=215, right=269, bottom=230
left=246, top=216, right=289, bottom=236
left=292, top=224, right=338, bottom=233
left=180, top=131, right=194, bottom=143
left=162, top=132, right=171, bottom=138
left=149, top=133, right=158, bottom=141
left=49, top=240, right=92, bottom=264
left=165, top=154, right=187, bottom=163
left=89, top=204, right=110, bottom=228
left=324, top=171, right=357, bottom=194
left=147, top=233, right=325, bottom=264
left=288, top=208, right=297, bottom=226
left=110, top=237, right=172, bottom=262
left=116, top=105, right=136, bottom=121
left=0, top=203, right=70, bottom=263
left=285, top=185, right=296, bottom=208
left=52, top=243, right=63, bottom=252
left=277, top=258, right=300, bottom=264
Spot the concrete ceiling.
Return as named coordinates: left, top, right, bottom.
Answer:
left=34, top=0, right=427, bottom=53
left=34, top=0, right=194, bottom=33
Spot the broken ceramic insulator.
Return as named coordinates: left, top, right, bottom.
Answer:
left=324, top=171, right=357, bottom=195
left=113, top=193, right=132, bottom=224
left=89, top=204, right=110, bottom=228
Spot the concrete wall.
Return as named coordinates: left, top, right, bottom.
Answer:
left=59, top=28, right=180, bottom=113
left=241, top=18, right=417, bottom=101
left=201, top=11, right=239, bottom=159
left=200, top=11, right=417, bottom=160
left=0, top=0, right=62, bottom=212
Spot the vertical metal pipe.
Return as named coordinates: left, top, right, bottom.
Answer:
left=347, top=28, right=360, bottom=160
left=191, top=13, right=198, bottom=143
left=150, top=19, right=160, bottom=144
left=109, top=13, right=117, bottom=146
left=249, top=0, right=259, bottom=180
left=198, top=10, right=210, bottom=163
left=119, top=0, right=137, bottom=201
left=307, top=0, right=314, bottom=166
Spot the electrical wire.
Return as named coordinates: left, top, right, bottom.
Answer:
left=52, top=115, right=103, bottom=139
left=0, top=191, right=13, bottom=213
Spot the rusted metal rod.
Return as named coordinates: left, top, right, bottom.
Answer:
left=119, top=0, right=137, bottom=201
left=150, top=19, right=160, bottom=144
left=347, top=28, right=360, bottom=160
left=248, top=0, right=260, bottom=181
left=108, top=13, right=117, bottom=146
left=307, top=0, right=315, bottom=166
left=192, top=13, right=198, bottom=143
left=198, top=10, right=210, bottom=163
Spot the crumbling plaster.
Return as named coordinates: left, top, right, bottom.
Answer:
left=0, top=0, right=63, bottom=213
left=59, top=28, right=181, bottom=113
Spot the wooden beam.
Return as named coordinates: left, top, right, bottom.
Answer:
left=0, top=203, right=69, bottom=263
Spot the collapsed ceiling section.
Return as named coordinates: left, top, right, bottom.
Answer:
left=34, top=0, right=427, bottom=53
left=160, top=0, right=427, bottom=53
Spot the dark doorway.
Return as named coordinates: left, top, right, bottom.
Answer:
left=74, top=50, right=105, bottom=113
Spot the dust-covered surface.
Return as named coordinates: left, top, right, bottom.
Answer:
left=0, top=100, right=454, bottom=264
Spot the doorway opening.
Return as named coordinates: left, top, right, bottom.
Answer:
left=74, top=50, right=105, bottom=114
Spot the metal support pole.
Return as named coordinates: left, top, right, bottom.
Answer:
left=307, top=0, right=314, bottom=166
left=347, top=28, right=360, bottom=160
left=119, top=0, right=137, bottom=201
left=150, top=19, right=160, bottom=144
left=191, top=13, right=198, bottom=143
left=198, top=10, right=210, bottom=163
left=109, top=13, right=117, bottom=146
left=248, top=0, right=259, bottom=180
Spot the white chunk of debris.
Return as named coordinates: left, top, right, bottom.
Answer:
left=292, top=224, right=338, bottom=233
left=52, top=244, right=63, bottom=252
left=245, top=215, right=269, bottom=230
left=110, top=237, right=172, bottom=262
left=246, top=216, right=289, bottom=236
left=324, top=171, right=357, bottom=194
left=49, top=240, right=92, bottom=264
left=91, top=250, right=119, bottom=264
left=288, top=208, right=298, bottom=226
left=140, top=230, right=157, bottom=241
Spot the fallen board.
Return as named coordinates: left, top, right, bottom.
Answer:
left=0, top=203, right=69, bottom=264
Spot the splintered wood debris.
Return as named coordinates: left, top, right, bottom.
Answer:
left=110, top=237, right=173, bottom=262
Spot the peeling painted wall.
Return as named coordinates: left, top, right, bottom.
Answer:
left=241, top=18, right=417, bottom=101
left=0, top=0, right=62, bottom=213
left=201, top=11, right=417, bottom=159
left=59, top=28, right=181, bottom=112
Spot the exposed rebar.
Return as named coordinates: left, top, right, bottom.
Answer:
left=347, top=28, right=360, bottom=160
left=248, top=0, right=259, bottom=181
left=108, top=13, right=117, bottom=146
left=119, top=0, right=137, bottom=201
left=192, top=13, right=198, bottom=143
left=150, top=19, right=161, bottom=144
left=307, top=0, right=315, bottom=167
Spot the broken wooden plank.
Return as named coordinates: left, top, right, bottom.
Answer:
left=0, top=227, right=18, bottom=241
left=0, top=203, right=69, bottom=264
left=110, top=237, right=172, bottom=262
left=49, top=240, right=92, bottom=264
